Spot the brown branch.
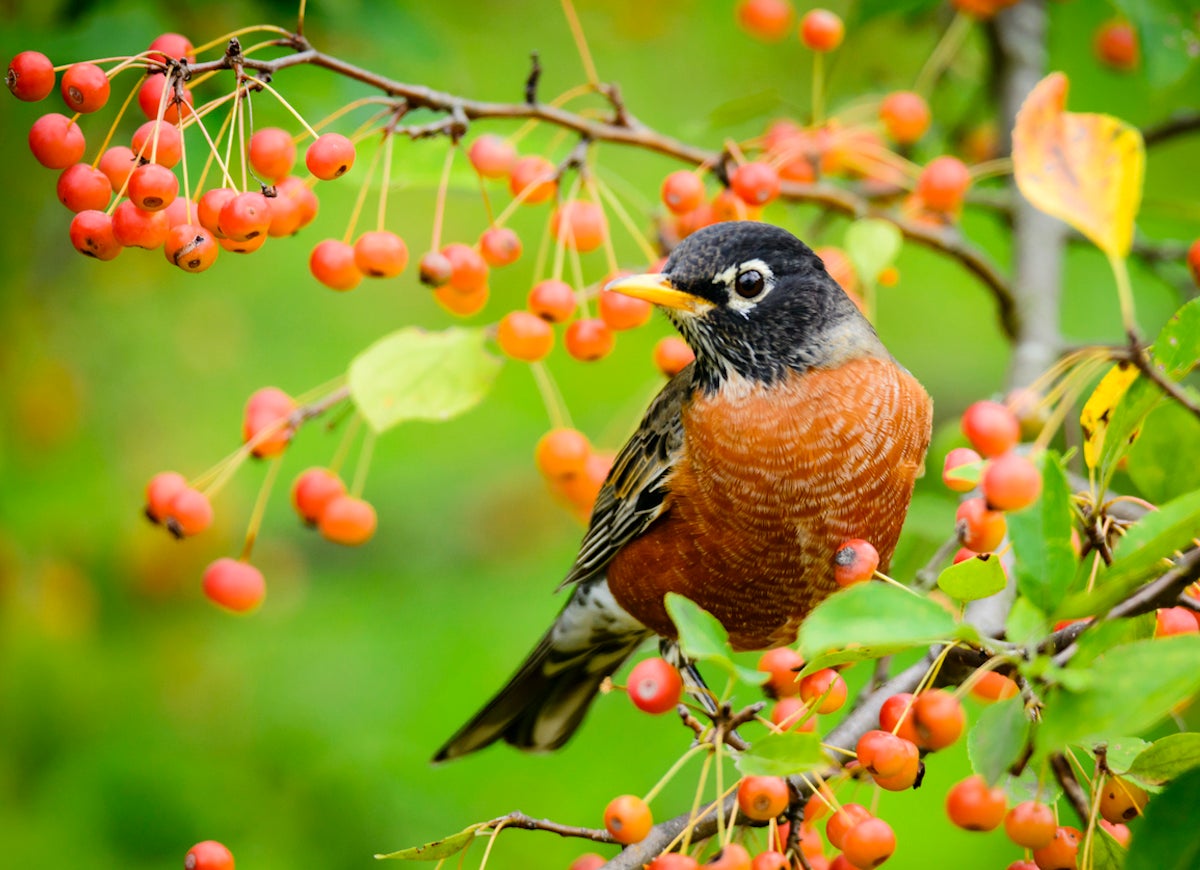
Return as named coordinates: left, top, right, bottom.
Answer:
left=486, top=811, right=615, bottom=843
left=1125, top=338, right=1200, bottom=424
left=178, top=33, right=1017, bottom=340
left=1050, top=753, right=1092, bottom=825
left=1143, top=111, right=1200, bottom=148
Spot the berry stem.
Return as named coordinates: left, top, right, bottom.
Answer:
left=643, top=743, right=707, bottom=806
left=592, top=175, right=659, bottom=264
left=239, top=455, right=283, bottom=561
left=583, top=176, right=621, bottom=279
left=192, top=25, right=292, bottom=57
left=184, top=98, right=239, bottom=192
left=968, top=157, right=1014, bottom=182
left=243, top=73, right=320, bottom=139
left=377, top=130, right=395, bottom=231
left=913, top=10, right=971, bottom=98
left=90, top=76, right=142, bottom=170
left=1107, top=252, right=1138, bottom=335
left=680, top=750, right=713, bottom=854
left=477, top=818, right=509, bottom=870
left=342, top=135, right=384, bottom=244
left=429, top=143, right=457, bottom=252
left=350, top=430, right=375, bottom=499
left=178, top=108, right=195, bottom=223
left=811, top=52, right=825, bottom=127
left=329, top=414, right=363, bottom=478
left=559, top=0, right=600, bottom=87
left=530, top=361, right=572, bottom=430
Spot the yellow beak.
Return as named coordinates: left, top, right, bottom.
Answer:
left=605, top=273, right=713, bottom=313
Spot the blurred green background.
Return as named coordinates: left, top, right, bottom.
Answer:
left=1, top=1, right=1197, bottom=868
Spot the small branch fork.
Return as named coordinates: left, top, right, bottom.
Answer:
left=177, top=31, right=1017, bottom=337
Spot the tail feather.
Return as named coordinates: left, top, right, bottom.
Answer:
left=434, top=580, right=649, bottom=761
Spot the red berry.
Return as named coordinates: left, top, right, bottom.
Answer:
left=202, top=558, right=266, bottom=613
left=653, top=337, right=694, bottom=378
left=508, top=154, right=557, bottom=204
left=60, top=62, right=109, bottom=113
left=1099, top=819, right=1131, bottom=848
left=1187, top=239, right=1200, bottom=288
left=527, top=279, right=576, bottom=323
left=770, top=696, right=817, bottom=732
left=248, top=127, right=296, bottom=183
left=69, top=210, right=121, bottom=261
left=1032, top=826, right=1080, bottom=870
left=496, top=310, right=554, bottom=362
left=479, top=226, right=523, bottom=266
left=799, top=9, right=844, bottom=52
left=306, top=133, right=356, bottom=180
left=880, top=91, right=931, bottom=145
left=647, top=855, right=699, bottom=870
left=147, top=33, right=195, bottom=65
left=145, top=471, right=188, bottom=523
left=833, top=538, right=879, bottom=586
left=137, top=74, right=193, bottom=123
left=757, top=646, right=805, bottom=698
left=981, top=452, right=1042, bottom=511
left=442, top=242, right=489, bottom=292
left=826, top=803, right=871, bottom=850
left=318, top=495, right=377, bottom=546
left=1098, top=776, right=1148, bottom=823
left=627, top=657, right=683, bottom=714
left=164, top=224, right=219, bottom=272
left=127, top=162, right=179, bottom=211
left=879, top=692, right=920, bottom=744
left=218, top=191, right=272, bottom=241
left=730, top=161, right=781, bottom=206
left=661, top=170, right=706, bottom=214
left=736, top=0, right=794, bottom=41
left=737, top=776, right=789, bottom=821
left=916, top=156, right=972, bottom=213
left=98, top=145, right=138, bottom=192
left=942, top=447, right=982, bottom=492
left=418, top=250, right=453, bottom=287
left=112, top=200, right=170, bottom=249
left=956, top=497, right=1007, bottom=553
left=292, top=468, right=347, bottom=526
left=164, top=486, right=213, bottom=538
left=1005, top=801, right=1056, bottom=849
left=219, top=233, right=267, bottom=255
left=970, top=670, right=1019, bottom=703
left=598, top=288, right=653, bottom=332
left=268, top=176, right=319, bottom=237
left=7, top=51, right=55, bottom=101
left=243, top=387, right=296, bottom=458
left=350, top=229, right=408, bottom=277
left=198, top=188, right=237, bottom=237
left=536, top=428, right=591, bottom=479
left=799, top=668, right=847, bottom=714
left=603, top=794, right=652, bottom=845
left=749, top=851, right=788, bottom=870
left=184, top=840, right=235, bottom=870
left=551, top=201, right=608, bottom=252
left=310, top=239, right=363, bottom=291
left=856, top=729, right=918, bottom=779
left=565, top=318, right=616, bottom=361
left=29, top=113, right=86, bottom=169
left=131, top=120, right=183, bottom=168
left=706, top=843, right=752, bottom=870
left=945, top=774, right=1007, bottom=831
left=468, top=134, right=516, bottom=178
left=1094, top=20, right=1139, bottom=71
left=842, top=817, right=895, bottom=869
left=569, top=855, right=606, bottom=870
left=57, top=163, right=112, bottom=213
left=912, top=688, right=965, bottom=750
left=1156, top=606, right=1200, bottom=637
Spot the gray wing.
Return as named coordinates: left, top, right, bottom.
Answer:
left=558, top=364, right=693, bottom=589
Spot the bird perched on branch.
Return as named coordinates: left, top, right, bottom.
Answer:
left=435, top=220, right=931, bottom=761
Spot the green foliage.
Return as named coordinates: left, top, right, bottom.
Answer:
left=1006, top=452, right=1077, bottom=614
left=665, top=593, right=766, bottom=686
left=1125, top=767, right=1200, bottom=870
left=937, top=552, right=1006, bottom=602
left=376, top=823, right=485, bottom=861
left=1126, top=733, right=1200, bottom=787
left=734, top=731, right=826, bottom=777
left=967, top=695, right=1028, bottom=786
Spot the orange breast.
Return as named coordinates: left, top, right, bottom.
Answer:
left=606, top=356, right=932, bottom=651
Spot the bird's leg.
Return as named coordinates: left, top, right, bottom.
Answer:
left=658, top=639, right=757, bottom=749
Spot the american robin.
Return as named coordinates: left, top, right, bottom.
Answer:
left=435, top=221, right=932, bottom=761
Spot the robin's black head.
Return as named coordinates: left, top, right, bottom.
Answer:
left=608, top=221, right=883, bottom=393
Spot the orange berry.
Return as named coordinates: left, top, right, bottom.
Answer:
left=770, top=696, right=817, bottom=732
left=551, top=200, right=608, bottom=252
left=880, top=91, right=931, bottom=145
left=1005, top=801, right=1056, bottom=849
left=7, top=51, right=55, bottom=102
left=603, top=794, right=652, bottom=845
left=799, top=9, right=844, bottom=52
left=535, top=428, right=591, bottom=479
left=879, top=692, right=920, bottom=744
left=433, top=283, right=489, bottom=317
left=112, top=201, right=169, bottom=250
left=318, top=495, right=377, bottom=546
left=834, top=538, right=879, bottom=586
left=353, top=230, right=408, bottom=278
left=57, top=163, right=112, bottom=213
left=736, top=776, right=789, bottom=821
left=248, top=126, right=296, bottom=183
left=145, top=471, right=188, bottom=523
left=98, top=145, right=137, bottom=191
left=942, top=447, right=983, bottom=492
left=418, top=250, right=453, bottom=287
left=310, top=239, right=363, bottom=291
left=653, top=337, right=694, bottom=378
left=164, top=487, right=213, bottom=538
left=956, top=497, right=1007, bottom=553
left=147, top=32, right=195, bottom=65
left=184, top=840, right=235, bottom=870
left=842, top=817, right=895, bottom=869
left=856, top=729, right=918, bottom=778
left=243, top=387, right=296, bottom=458
left=1156, top=606, right=1200, bottom=637
left=527, top=279, right=576, bottom=323
left=496, top=310, right=554, bottom=362
left=508, top=154, right=556, bottom=204
left=69, top=210, right=121, bottom=261
left=730, top=161, right=781, bottom=206
left=826, top=803, right=871, bottom=850
left=202, top=558, right=266, bottom=613
left=598, top=289, right=653, bottom=332
left=269, top=176, right=319, bottom=237
left=468, top=134, right=516, bottom=178
left=661, top=170, right=706, bottom=214
left=946, top=774, right=1007, bottom=831
left=757, top=646, right=805, bottom=698
left=131, top=120, right=182, bottom=168
left=912, top=688, right=965, bottom=750
left=962, top=400, right=1020, bottom=457
left=218, top=191, right=272, bottom=241
left=1094, top=20, right=1139, bottom=71
left=479, top=226, right=523, bottom=267
left=291, top=468, right=347, bottom=526
left=164, top=224, right=219, bottom=272
left=1098, top=776, right=1148, bottom=824
left=970, top=670, right=1019, bottom=703
left=1032, top=826, right=1080, bottom=870
left=736, top=0, right=794, bottom=41
left=705, top=843, right=752, bottom=870
left=306, top=133, right=356, bottom=180
left=982, top=452, right=1042, bottom=511
left=916, top=156, right=972, bottom=213
left=127, top=162, right=178, bottom=212
left=1187, top=239, right=1200, bottom=288
left=799, top=668, right=847, bottom=714
left=750, top=851, right=788, bottom=870
left=442, top=242, right=489, bottom=292
left=136, top=73, right=193, bottom=123
left=565, top=318, right=615, bottom=361
left=568, top=855, right=606, bottom=870
left=29, top=112, right=86, bottom=169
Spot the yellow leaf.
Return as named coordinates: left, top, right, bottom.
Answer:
left=1080, top=362, right=1140, bottom=469
left=1012, top=73, right=1144, bottom=258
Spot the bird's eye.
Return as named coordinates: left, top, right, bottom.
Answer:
left=735, top=269, right=765, bottom=298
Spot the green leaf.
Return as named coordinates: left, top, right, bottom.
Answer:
left=1112, top=0, right=1198, bottom=89
left=937, top=552, right=1007, bottom=602
left=1098, top=375, right=1162, bottom=480
left=1090, top=825, right=1128, bottom=870
left=967, top=696, right=1029, bottom=785
left=1002, top=764, right=1062, bottom=808
left=375, top=822, right=486, bottom=861
left=735, top=730, right=826, bottom=777
left=943, top=459, right=985, bottom=489
left=1125, top=767, right=1200, bottom=870
left=1151, top=296, right=1200, bottom=376
left=1127, top=733, right=1200, bottom=786
left=1006, top=595, right=1050, bottom=646
left=797, top=582, right=960, bottom=665
left=844, top=218, right=902, bottom=292
left=664, top=593, right=766, bottom=686
left=1097, top=737, right=1153, bottom=775
left=1126, top=401, right=1200, bottom=503
left=1036, top=636, right=1200, bottom=755
left=1008, top=452, right=1077, bottom=613
left=1069, top=614, right=1154, bottom=670
left=347, top=327, right=503, bottom=434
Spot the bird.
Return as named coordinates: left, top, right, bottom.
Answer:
left=434, top=220, right=932, bottom=761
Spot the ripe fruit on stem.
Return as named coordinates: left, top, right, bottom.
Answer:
left=306, top=133, right=356, bottom=180
left=833, top=538, right=879, bottom=586
left=757, top=646, right=804, bottom=698
left=961, top=400, right=1020, bottom=457
left=603, top=794, right=652, bottom=845
left=7, top=51, right=55, bottom=101
left=292, top=468, right=347, bottom=526
left=496, top=310, right=554, bottom=362
left=627, top=657, right=683, bottom=714
left=981, top=452, right=1042, bottom=511
left=799, top=9, right=844, bottom=52
left=945, top=774, right=1007, bottom=831
left=318, top=495, right=377, bottom=546
left=736, top=775, right=789, bottom=821
left=202, top=558, right=266, bottom=613
left=527, top=279, right=576, bottom=323
left=184, top=840, right=235, bottom=870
